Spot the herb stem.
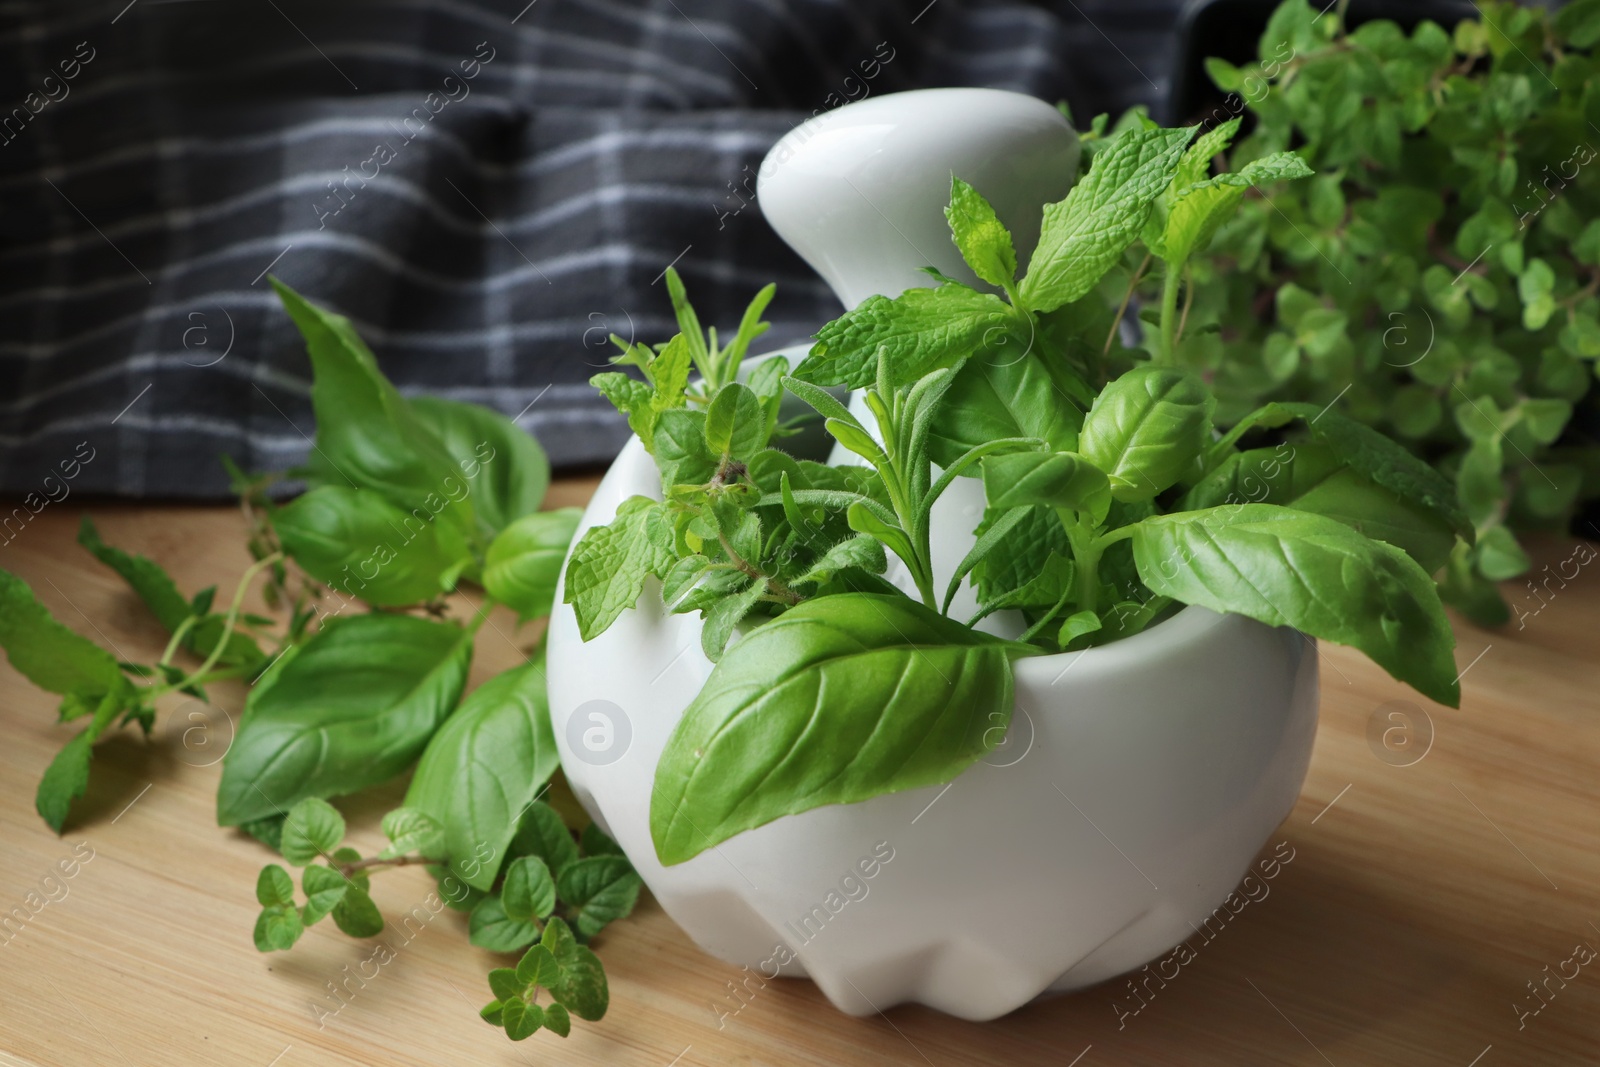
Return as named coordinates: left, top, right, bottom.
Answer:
left=1064, top=518, right=1104, bottom=615
left=1159, top=261, right=1183, bottom=363
left=158, top=613, right=200, bottom=667
left=338, top=854, right=429, bottom=878
left=717, top=531, right=803, bottom=606
left=1105, top=253, right=1151, bottom=357
left=187, top=552, right=283, bottom=684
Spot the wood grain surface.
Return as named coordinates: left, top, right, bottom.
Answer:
left=0, top=487, right=1597, bottom=1067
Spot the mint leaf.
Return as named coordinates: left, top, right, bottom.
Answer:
left=1163, top=151, right=1313, bottom=266
left=946, top=177, right=1017, bottom=288
left=35, top=689, right=127, bottom=832
left=483, top=509, right=583, bottom=622
left=793, top=284, right=1027, bottom=389
left=1020, top=126, right=1196, bottom=313
left=280, top=797, right=346, bottom=865
left=0, top=569, right=127, bottom=699
left=501, top=856, right=557, bottom=923
left=564, top=496, right=673, bottom=641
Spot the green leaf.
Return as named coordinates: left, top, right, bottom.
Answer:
left=555, top=856, right=643, bottom=940
left=483, top=508, right=582, bottom=622
left=405, top=653, right=561, bottom=891
left=579, top=822, right=624, bottom=858
left=591, top=372, right=657, bottom=446
left=793, top=284, right=1027, bottom=389
left=511, top=801, right=580, bottom=879
left=257, top=864, right=296, bottom=907
left=271, top=279, right=474, bottom=539
left=469, top=895, right=540, bottom=953
left=479, top=999, right=505, bottom=1027
left=794, top=535, right=888, bottom=587
left=273, top=485, right=465, bottom=606
left=217, top=614, right=473, bottom=825
left=502, top=856, right=557, bottom=923
left=300, top=863, right=350, bottom=925
left=1184, top=443, right=1458, bottom=574
left=279, top=797, right=346, bottom=864
left=76, top=518, right=262, bottom=666
left=981, top=452, right=1111, bottom=522
left=1079, top=367, right=1214, bottom=501
left=542, top=917, right=609, bottom=1021
left=946, top=176, right=1017, bottom=288
left=501, top=998, right=545, bottom=1041
left=240, top=814, right=286, bottom=851
left=409, top=395, right=550, bottom=536
left=1224, top=402, right=1472, bottom=540
left=564, top=497, right=675, bottom=641
left=1163, top=151, right=1313, bottom=266
left=704, top=383, right=765, bottom=458
left=36, top=732, right=95, bottom=834
left=651, top=593, right=1026, bottom=865
left=254, top=904, right=304, bottom=952
left=1130, top=506, right=1458, bottom=706
left=0, top=569, right=128, bottom=700
left=1020, top=125, right=1197, bottom=313
left=331, top=884, right=384, bottom=938
left=700, top=578, right=766, bottom=663
left=542, top=1002, right=572, bottom=1038
left=516, top=944, right=562, bottom=989
left=928, top=353, right=1084, bottom=469
left=379, top=807, right=445, bottom=860
left=487, top=968, right=523, bottom=1003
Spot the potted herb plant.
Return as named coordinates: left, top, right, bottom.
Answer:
left=547, top=88, right=1468, bottom=1018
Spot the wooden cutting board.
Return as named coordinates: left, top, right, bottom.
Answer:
left=0, top=489, right=1596, bottom=1066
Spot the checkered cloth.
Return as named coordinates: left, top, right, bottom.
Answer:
left=0, top=0, right=1178, bottom=498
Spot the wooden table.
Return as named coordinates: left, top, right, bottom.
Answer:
left=1, top=487, right=1597, bottom=1067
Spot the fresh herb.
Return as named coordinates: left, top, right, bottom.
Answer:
left=0, top=279, right=639, bottom=1042
left=1160, top=0, right=1600, bottom=623
left=572, top=116, right=1466, bottom=869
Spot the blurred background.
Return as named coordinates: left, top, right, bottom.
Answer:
left=0, top=0, right=1197, bottom=497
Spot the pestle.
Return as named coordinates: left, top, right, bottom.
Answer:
left=757, top=88, right=1080, bottom=310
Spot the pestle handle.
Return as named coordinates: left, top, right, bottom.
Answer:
left=757, top=88, right=1080, bottom=311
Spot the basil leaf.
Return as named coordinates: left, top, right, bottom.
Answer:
left=1130, top=505, right=1458, bottom=707
left=217, top=614, right=473, bottom=825
left=409, top=395, right=550, bottom=536
left=542, top=917, right=608, bottom=1021
left=502, top=856, right=557, bottom=923
left=928, top=353, right=1083, bottom=469
left=564, top=496, right=674, bottom=641
left=405, top=653, right=560, bottom=891
left=271, top=279, right=474, bottom=539
left=650, top=593, right=1026, bottom=865
left=981, top=452, right=1111, bottom=522
left=1078, top=366, right=1214, bottom=502
left=1184, top=443, right=1457, bottom=574
left=555, top=856, right=643, bottom=940
left=793, top=284, right=1029, bottom=389
left=273, top=485, right=466, bottom=606
left=946, top=176, right=1017, bottom=288
left=0, top=569, right=128, bottom=699
left=1223, top=402, right=1472, bottom=542
left=483, top=509, right=582, bottom=622
left=1020, top=126, right=1196, bottom=313
left=510, top=801, right=579, bottom=879
left=469, top=894, right=539, bottom=953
